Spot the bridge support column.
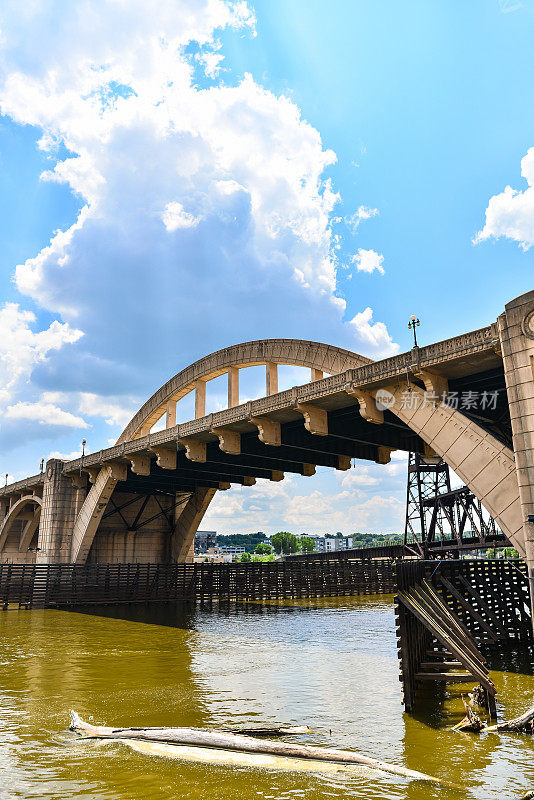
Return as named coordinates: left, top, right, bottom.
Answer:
left=169, top=488, right=216, bottom=562
left=266, top=362, right=278, bottom=395
left=228, top=367, right=239, bottom=407
left=195, top=380, right=206, bottom=419
left=37, top=459, right=85, bottom=563
left=498, top=290, right=534, bottom=626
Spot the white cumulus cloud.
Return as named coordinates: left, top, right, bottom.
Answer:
left=351, top=248, right=385, bottom=275
left=0, top=0, right=400, bottom=500
left=0, top=302, right=82, bottom=405
left=347, top=205, right=379, bottom=231
left=78, top=393, right=137, bottom=427
left=5, top=401, right=89, bottom=428
left=348, top=307, right=399, bottom=357
left=475, top=147, right=534, bottom=249
left=0, top=0, right=396, bottom=392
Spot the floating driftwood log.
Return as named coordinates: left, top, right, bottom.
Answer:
left=218, top=725, right=310, bottom=736
left=69, top=711, right=441, bottom=782
left=487, top=703, right=534, bottom=733
left=452, top=696, right=484, bottom=733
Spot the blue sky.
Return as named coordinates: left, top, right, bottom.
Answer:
left=0, top=0, right=532, bottom=535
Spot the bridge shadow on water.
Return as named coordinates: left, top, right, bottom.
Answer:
left=63, top=593, right=393, bottom=630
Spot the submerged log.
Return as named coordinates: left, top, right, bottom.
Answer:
left=486, top=703, right=534, bottom=733
left=69, top=711, right=441, bottom=782
left=219, top=725, right=310, bottom=736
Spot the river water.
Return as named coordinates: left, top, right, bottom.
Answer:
left=1, top=595, right=533, bottom=800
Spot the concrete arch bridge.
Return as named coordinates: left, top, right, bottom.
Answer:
left=1, top=291, right=533, bottom=598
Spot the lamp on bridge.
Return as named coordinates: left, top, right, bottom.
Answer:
left=408, top=315, right=421, bottom=348
left=40, top=458, right=44, bottom=474
left=79, top=438, right=87, bottom=477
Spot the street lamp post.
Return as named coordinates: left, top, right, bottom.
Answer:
left=408, top=315, right=421, bottom=348
left=80, top=438, right=86, bottom=476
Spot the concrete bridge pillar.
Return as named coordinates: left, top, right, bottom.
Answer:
left=37, top=459, right=85, bottom=563
left=498, top=290, right=534, bottom=617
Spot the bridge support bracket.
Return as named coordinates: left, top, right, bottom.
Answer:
left=180, top=438, right=207, bottom=463
left=130, top=453, right=151, bottom=476
left=150, top=446, right=177, bottom=470
left=414, top=369, right=449, bottom=400
left=295, top=402, right=328, bottom=436
left=106, top=461, right=128, bottom=482
left=348, top=388, right=384, bottom=424
left=211, top=427, right=241, bottom=455
left=249, top=416, right=281, bottom=446
left=83, top=467, right=101, bottom=484
left=68, top=473, right=88, bottom=489
left=376, top=447, right=393, bottom=465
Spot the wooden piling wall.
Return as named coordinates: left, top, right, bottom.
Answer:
left=395, top=559, right=532, bottom=712
left=0, top=555, right=398, bottom=608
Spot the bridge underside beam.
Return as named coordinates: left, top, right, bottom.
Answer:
left=286, top=407, right=425, bottom=453
left=236, top=433, right=374, bottom=467
left=107, top=412, right=431, bottom=498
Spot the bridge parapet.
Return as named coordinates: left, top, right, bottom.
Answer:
left=0, top=474, right=44, bottom=499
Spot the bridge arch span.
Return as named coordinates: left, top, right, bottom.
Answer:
left=71, top=339, right=372, bottom=563
left=118, top=339, right=372, bottom=444
left=0, top=495, right=42, bottom=553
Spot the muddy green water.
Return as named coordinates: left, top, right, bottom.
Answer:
left=1, top=596, right=533, bottom=800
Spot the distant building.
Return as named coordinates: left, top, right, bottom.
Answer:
left=193, top=546, right=235, bottom=564
left=195, top=530, right=217, bottom=553
left=308, top=535, right=354, bottom=552
left=218, top=545, right=246, bottom=554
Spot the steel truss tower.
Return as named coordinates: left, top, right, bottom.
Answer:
left=404, top=452, right=502, bottom=556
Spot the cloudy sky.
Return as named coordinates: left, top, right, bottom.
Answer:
left=0, top=0, right=532, bottom=536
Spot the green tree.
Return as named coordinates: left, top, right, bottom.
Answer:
left=239, top=551, right=252, bottom=562
left=299, top=536, right=315, bottom=553
left=486, top=548, right=496, bottom=559
left=271, top=531, right=299, bottom=554
left=255, top=543, right=272, bottom=555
